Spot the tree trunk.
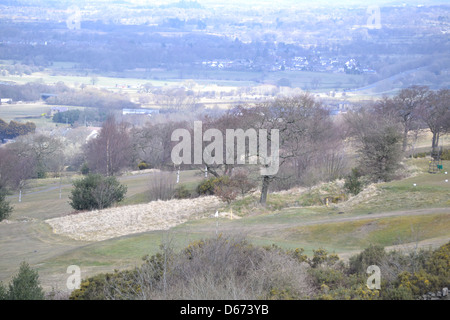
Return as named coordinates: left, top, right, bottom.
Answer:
left=260, top=175, right=270, bottom=205
left=431, top=131, right=439, bottom=150
left=402, top=126, right=408, bottom=152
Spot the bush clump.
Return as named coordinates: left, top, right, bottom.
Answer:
left=69, top=174, right=127, bottom=211
left=0, top=261, right=45, bottom=300
left=0, top=189, right=13, bottom=222
left=344, top=168, right=364, bottom=196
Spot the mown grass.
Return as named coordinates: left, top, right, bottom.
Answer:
left=282, top=213, right=450, bottom=251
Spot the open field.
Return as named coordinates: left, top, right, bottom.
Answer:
left=0, top=102, right=87, bottom=131
left=0, top=158, right=448, bottom=292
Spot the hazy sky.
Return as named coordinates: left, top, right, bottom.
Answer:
left=23, top=0, right=450, bottom=7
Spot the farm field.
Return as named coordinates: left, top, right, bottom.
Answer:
left=0, top=158, right=448, bottom=292
left=0, top=64, right=370, bottom=95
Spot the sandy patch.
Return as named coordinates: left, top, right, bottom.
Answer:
left=128, top=168, right=161, bottom=175
left=45, top=196, right=222, bottom=242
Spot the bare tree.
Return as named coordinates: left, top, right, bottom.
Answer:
left=84, top=115, right=133, bottom=176
left=0, top=147, right=36, bottom=192
left=252, top=94, right=333, bottom=204
left=6, top=133, right=64, bottom=178
left=419, top=88, right=450, bottom=150
left=375, top=86, right=429, bottom=152
left=132, top=121, right=185, bottom=170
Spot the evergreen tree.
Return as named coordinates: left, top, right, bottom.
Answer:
left=6, top=262, right=45, bottom=300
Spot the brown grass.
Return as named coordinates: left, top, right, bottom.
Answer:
left=45, top=196, right=222, bottom=241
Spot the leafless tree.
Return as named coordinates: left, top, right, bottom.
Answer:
left=419, top=88, right=450, bottom=151
left=132, top=121, right=185, bottom=170
left=84, top=115, right=133, bottom=176
left=252, top=94, right=333, bottom=204
left=0, top=147, right=36, bottom=192
left=375, top=85, right=429, bottom=152
left=147, top=171, right=176, bottom=201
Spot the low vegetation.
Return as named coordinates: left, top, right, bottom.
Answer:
left=66, top=235, right=450, bottom=300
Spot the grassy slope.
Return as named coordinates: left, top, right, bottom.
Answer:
left=1, top=158, right=448, bottom=291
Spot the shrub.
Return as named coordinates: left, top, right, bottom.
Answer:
left=425, top=241, right=450, bottom=289
left=412, top=151, right=428, bottom=158
left=69, top=269, right=139, bottom=300
left=344, top=168, right=364, bottom=196
left=197, top=174, right=252, bottom=203
left=441, top=149, right=450, bottom=161
left=309, top=248, right=339, bottom=268
left=0, top=189, right=13, bottom=222
left=0, top=282, right=7, bottom=300
left=80, top=162, right=90, bottom=175
left=196, top=176, right=230, bottom=196
left=214, top=180, right=239, bottom=204
left=138, top=161, right=149, bottom=170
left=348, top=245, right=386, bottom=274
left=72, top=235, right=314, bottom=300
left=174, top=184, right=191, bottom=199
left=148, top=172, right=175, bottom=201
left=382, top=285, right=414, bottom=300
left=69, top=174, right=127, bottom=210
left=4, top=262, right=45, bottom=300
left=395, top=270, right=437, bottom=296
left=231, top=170, right=257, bottom=196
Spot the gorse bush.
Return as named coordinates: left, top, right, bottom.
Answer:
left=196, top=176, right=226, bottom=195
left=138, top=161, right=149, bottom=170
left=348, top=245, right=386, bottom=274
left=70, top=235, right=314, bottom=300
left=197, top=173, right=255, bottom=203
left=68, top=236, right=450, bottom=300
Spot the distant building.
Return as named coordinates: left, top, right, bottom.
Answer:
left=0, top=98, right=12, bottom=104
left=122, top=108, right=159, bottom=116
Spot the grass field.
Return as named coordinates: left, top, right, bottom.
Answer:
left=0, top=157, right=448, bottom=292
left=0, top=63, right=369, bottom=94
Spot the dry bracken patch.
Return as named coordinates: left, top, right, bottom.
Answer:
left=45, top=196, right=222, bottom=241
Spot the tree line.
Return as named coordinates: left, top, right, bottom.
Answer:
left=0, top=85, right=448, bottom=218
left=0, top=82, right=138, bottom=109
left=0, top=118, right=36, bottom=140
